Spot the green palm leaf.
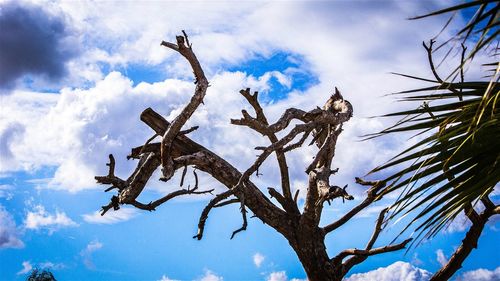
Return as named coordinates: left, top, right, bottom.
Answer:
left=371, top=73, right=499, bottom=243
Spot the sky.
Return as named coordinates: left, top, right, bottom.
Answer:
left=0, top=0, right=499, bottom=281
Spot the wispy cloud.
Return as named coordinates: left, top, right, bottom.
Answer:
left=158, top=275, right=180, bottom=281
left=0, top=204, right=24, bottom=249
left=38, top=261, right=66, bottom=270
left=16, top=260, right=65, bottom=275
left=357, top=205, right=388, bottom=218
left=253, top=252, right=265, bottom=268
left=82, top=207, right=138, bottom=224
left=455, top=267, right=500, bottom=281
left=80, top=240, right=103, bottom=270
left=24, top=205, right=78, bottom=233
left=436, top=249, right=447, bottom=267
left=0, top=184, right=14, bottom=200
left=16, top=261, right=33, bottom=275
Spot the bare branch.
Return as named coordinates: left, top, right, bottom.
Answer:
left=159, top=31, right=208, bottom=181
left=213, top=198, right=240, bottom=208
left=179, top=126, right=199, bottom=136
left=268, top=187, right=292, bottom=211
left=423, top=39, right=461, bottom=95
left=231, top=196, right=248, bottom=239
left=235, top=88, right=294, bottom=208
left=138, top=108, right=291, bottom=234
left=366, top=208, right=389, bottom=250
left=100, top=195, right=120, bottom=216
left=338, top=239, right=412, bottom=260
left=119, top=152, right=161, bottom=204
left=131, top=187, right=214, bottom=212
left=194, top=189, right=234, bottom=240
left=323, top=178, right=386, bottom=233
left=95, top=154, right=126, bottom=191
left=293, top=189, right=300, bottom=203
left=180, top=165, right=188, bottom=187
left=341, top=238, right=412, bottom=274
left=430, top=203, right=498, bottom=281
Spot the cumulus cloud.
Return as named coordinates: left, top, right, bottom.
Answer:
left=267, top=271, right=288, bottom=281
left=455, top=267, right=500, bottom=281
left=24, top=205, right=78, bottom=233
left=345, top=261, right=431, bottom=281
left=80, top=240, right=103, bottom=270
left=0, top=1, right=79, bottom=91
left=0, top=204, right=24, bottom=249
left=0, top=0, right=465, bottom=201
left=196, top=270, right=223, bottom=281
left=16, top=261, right=33, bottom=275
left=82, top=207, right=138, bottom=224
left=436, top=249, right=448, bottom=267
left=253, top=252, right=265, bottom=268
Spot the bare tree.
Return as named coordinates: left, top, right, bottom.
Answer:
left=95, top=32, right=410, bottom=281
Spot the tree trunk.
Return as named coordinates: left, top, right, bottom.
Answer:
left=288, top=227, right=341, bottom=281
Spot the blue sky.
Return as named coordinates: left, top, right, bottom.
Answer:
left=0, top=1, right=498, bottom=281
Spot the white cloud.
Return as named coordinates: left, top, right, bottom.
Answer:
left=24, top=205, right=78, bottom=233
left=0, top=184, right=13, bottom=200
left=158, top=275, right=180, bottom=281
left=412, top=253, right=423, bottom=266
left=197, top=270, right=223, bottom=281
left=82, top=207, right=138, bottom=224
left=17, top=260, right=66, bottom=274
left=38, top=261, right=66, bottom=270
left=253, top=252, right=265, bottom=268
left=80, top=240, right=103, bottom=270
left=1, top=0, right=466, bottom=197
left=267, top=271, right=287, bottom=281
left=0, top=204, right=24, bottom=249
left=445, top=212, right=471, bottom=233
left=345, top=261, right=431, bottom=281
left=16, top=261, right=33, bottom=275
left=436, top=249, right=447, bottom=267
left=455, top=267, right=500, bottom=281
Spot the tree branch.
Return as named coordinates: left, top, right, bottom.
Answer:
left=235, top=88, right=297, bottom=214
left=323, top=178, right=386, bottom=233
left=159, top=31, right=209, bottom=181
left=194, top=189, right=234, bottom=240
left=341, top=238, right=412, bottom=274
left=138, top=108, right=292, bottom=236
left=231, top=194, right=248, bottom=239
left=430, top=195, right=498, bottom=281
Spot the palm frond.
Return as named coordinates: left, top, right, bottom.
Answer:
left=370, top=74, right=499, bottom=243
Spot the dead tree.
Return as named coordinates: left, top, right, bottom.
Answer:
left=95, top=32, right=410, bottom=281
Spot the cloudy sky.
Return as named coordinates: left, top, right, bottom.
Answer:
left=0, top=0, right=498, bottom=280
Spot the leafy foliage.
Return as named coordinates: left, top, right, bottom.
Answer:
left=26, top=269, right=57, bottom=281
left=370, top=0, right=499, bottom=243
